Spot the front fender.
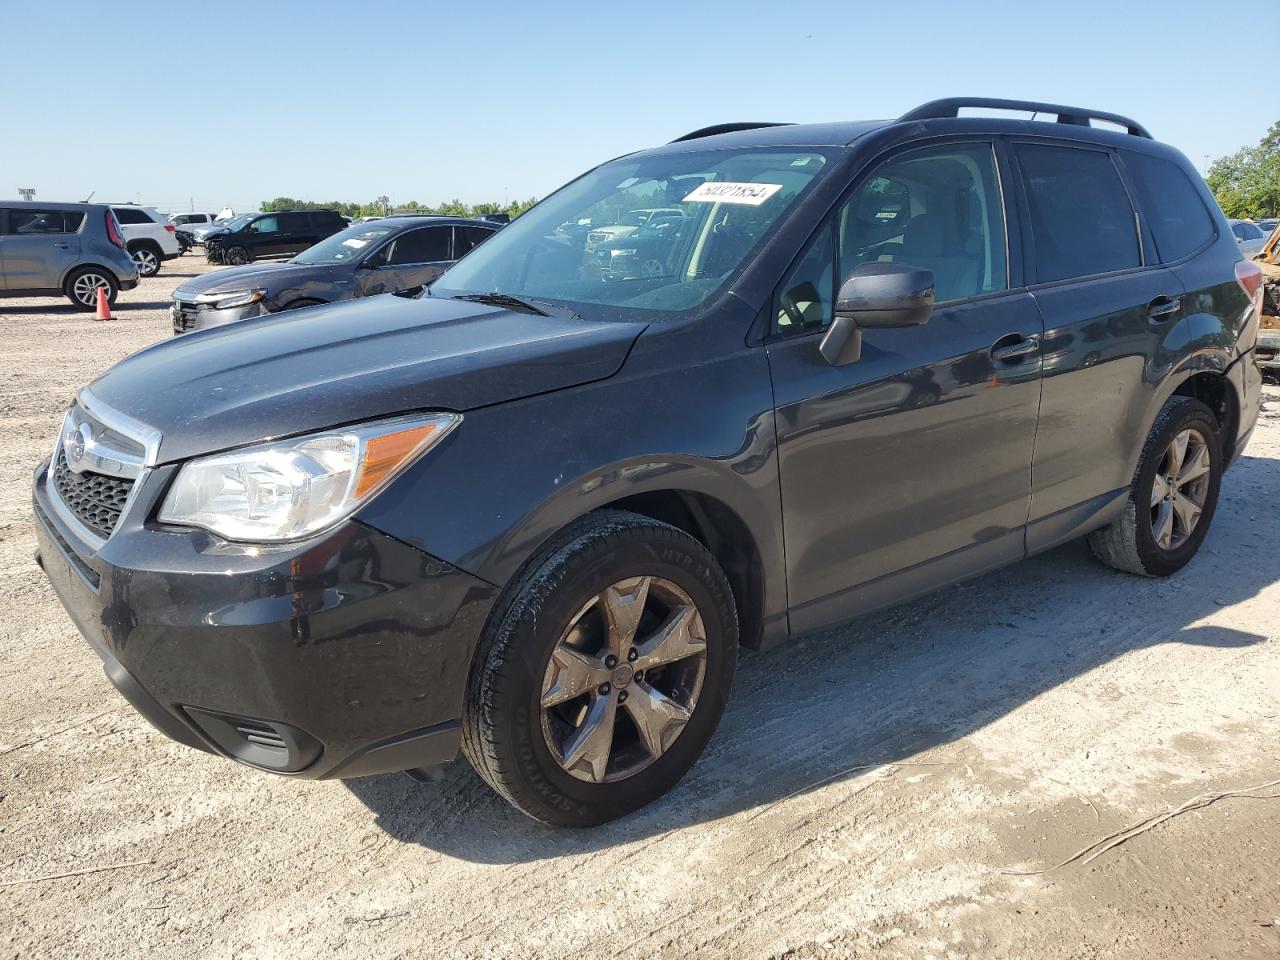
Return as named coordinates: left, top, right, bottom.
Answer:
left=355, top=344, right=789, bottom=646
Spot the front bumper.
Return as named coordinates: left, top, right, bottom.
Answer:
left=171, top=299, right=266, bottom=334
left=32, top=459, right=497, bottom=779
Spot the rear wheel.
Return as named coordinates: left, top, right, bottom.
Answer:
left=63, top=268, right=118, bottom=311
left=129, top=243, right=161, bottom=277
left=1088, top=397, right=1222, bottom=577
left=462, top=510, right=738, bottom=826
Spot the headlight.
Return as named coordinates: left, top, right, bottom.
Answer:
left=611, top=249, right=638, bottom=257
left=158, top=413, right=459, bottom=542
left=198, top=289, right=265, bottom=310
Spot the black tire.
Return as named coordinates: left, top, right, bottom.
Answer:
left=128, top=242, right=162, bottom=278
left=1088, top=396, right=1223, bottom=577
left=63, top=267, right=118, bottom=312
left=462, top=510, right=738, bottom=826
left=224, top=245, right=251, bottom=265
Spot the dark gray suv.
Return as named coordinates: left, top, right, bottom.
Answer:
left=32, top=99, right=1265, bottom=826
left=0, top=202, right=139, bottom=309
left=170, top=216, right=497, bottom=333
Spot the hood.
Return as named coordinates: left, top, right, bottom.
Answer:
left=89, top=295, right=646, bottom=464
left=173, top=261, right=315, bottom=297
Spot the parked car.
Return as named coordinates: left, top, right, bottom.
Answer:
left=170, top=216, right=497, bottom=333
left=585, top=207, right=687, bottom=249
left=0, top=201, right=139, bottom=309
left=1256, top=218, right=1279, bottom=236
left=168, top=212, right=217, bottom=230
left=1230, top=219, right=1267, bottom=259
left=190, top=214, right=250, bottom=247
left=33, top=98, right=1264, bottom=827
left=111, top=205, right=181, bottom=278
left=589, top=213, right=691, bottom=280
left=205, top=210, right=347, bottom=264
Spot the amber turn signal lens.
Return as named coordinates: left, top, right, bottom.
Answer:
left=355, top=423, right=443, bottom=499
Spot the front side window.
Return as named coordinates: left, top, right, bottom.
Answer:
left=772, top=142, right=1008, bottom=335
left=249, top=216, right=279, bottom=234
left=386, top=227, right=450, bottom=264
left=432, top=148, right=832, bottom=317
left=6, top=209, right=82, bottom=234
left=1122, top=153, right=1215, bottom=263
left=1015, top=144, right=1140, bottom=283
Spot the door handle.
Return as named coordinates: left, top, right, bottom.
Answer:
left=990, top=334, right=1039, bottom=363
left=1147, top=295, right=1181, bottom=320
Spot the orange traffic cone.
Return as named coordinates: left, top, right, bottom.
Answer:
left=94, top=286, right=112, bottom=321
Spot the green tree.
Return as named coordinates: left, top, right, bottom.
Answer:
left=1207, top=121, right=1280, bottom=219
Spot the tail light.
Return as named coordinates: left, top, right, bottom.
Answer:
left=1236, top=260, right=1264, bottom=316
left=164, top=225, right=176, bottom=233
left=105, top=210, right=125, bottom=249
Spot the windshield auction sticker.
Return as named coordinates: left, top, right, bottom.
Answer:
left=682, top=181, right=783, bottom=206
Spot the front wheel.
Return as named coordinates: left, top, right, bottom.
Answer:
left=462, top=510, right=738, bottom=826
left=1088, top=396, right=1223, bottom=577
left=224, top=245, right=250, bottom=265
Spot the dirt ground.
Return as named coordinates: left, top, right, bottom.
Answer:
left=1, top=260, right=1278, bottom=960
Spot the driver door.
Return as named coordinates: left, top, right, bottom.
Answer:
left=766, top=140, right=1045, bottom=632
left=355, top=225, right=453, bottom=296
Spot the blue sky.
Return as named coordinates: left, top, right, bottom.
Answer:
left=0, top=0, right=1266, bottom=214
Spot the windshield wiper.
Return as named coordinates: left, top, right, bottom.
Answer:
left=451, top=292, right=549, bottom=316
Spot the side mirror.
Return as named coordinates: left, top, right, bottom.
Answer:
left=819, top=263, right=934, bottom=367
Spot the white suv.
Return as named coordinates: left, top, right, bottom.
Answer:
left=168, top=212, right=216, bottom=230
left=111, top=205, right=181, bottom=277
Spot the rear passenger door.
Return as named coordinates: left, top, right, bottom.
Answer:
left=274, top=213, right=311, bottom=257
left=767, top=141, right=1045, bottom=632
left=355, top=225, right=453, bottom=296
left=1011, top=140, right=1186, bottom=550
left=0, top=208, right=83, bottom=290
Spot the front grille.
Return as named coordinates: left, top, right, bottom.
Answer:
left=51, top=450, right=134, bottom=539
left=173, top=302, right=199, bottom=333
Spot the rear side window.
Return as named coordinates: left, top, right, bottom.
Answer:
left=1123, top=153, right=1215, bottom=262
left=112, top=207, right=153, bottom=225
left=386, top=227, right=451, bottom=264
left=6, top=209, right=83, bottom=234
left=1015, top=144, right=1140, bottom=283
left=278, top=213, right=308, bottom=231
left=455, top=226, right=495, bottom=254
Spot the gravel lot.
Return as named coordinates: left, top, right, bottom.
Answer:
left=1, top=260, right=1278, bottom=960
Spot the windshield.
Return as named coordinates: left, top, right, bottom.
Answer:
left=293, top=224, right=395, bottom=265
left=217, top=214, right=253, bottom=232
left=432, top=148, right=830, bottom=316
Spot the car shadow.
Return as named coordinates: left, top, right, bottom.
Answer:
left=345, top=454, right=1277, bottom=863
left=0, top=300, right=172, bottom=315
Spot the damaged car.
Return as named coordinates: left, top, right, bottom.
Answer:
left=171, top=216, right=497, bottom=333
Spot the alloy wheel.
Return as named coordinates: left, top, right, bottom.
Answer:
left=72, top=273, right=108, bottom=306
left=1150, top=427, right=1211, bottom=551
left=540, top=576, right=707, bottom=784
left=132, top=248, right=159, bottom=276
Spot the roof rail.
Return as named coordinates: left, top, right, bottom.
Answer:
left=898, top=98, right=1152, bottom=139
left=670, top=122, right=791, bottom=143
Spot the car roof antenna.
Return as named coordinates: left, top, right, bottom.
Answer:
left=81, top=191, right=95, bottom=203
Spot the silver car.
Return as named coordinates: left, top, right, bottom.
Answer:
left=0, top=202, right=140, bottom=310
left=1229, top=219, right=1267, bottom=260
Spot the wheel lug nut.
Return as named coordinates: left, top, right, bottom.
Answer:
left=604, top=655, right=617, bottom=669
left=618, top=691, right=628, bottom=703
left=634, top=671, right=643, bottom=682
left=599, top=683, right=611, bottom=695
left=627, top=648, right=638, bottom=662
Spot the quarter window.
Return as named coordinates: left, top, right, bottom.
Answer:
left=1015, top=144, right=1140, bottom=283
left=1123, top=153, right=1215, bottom=263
